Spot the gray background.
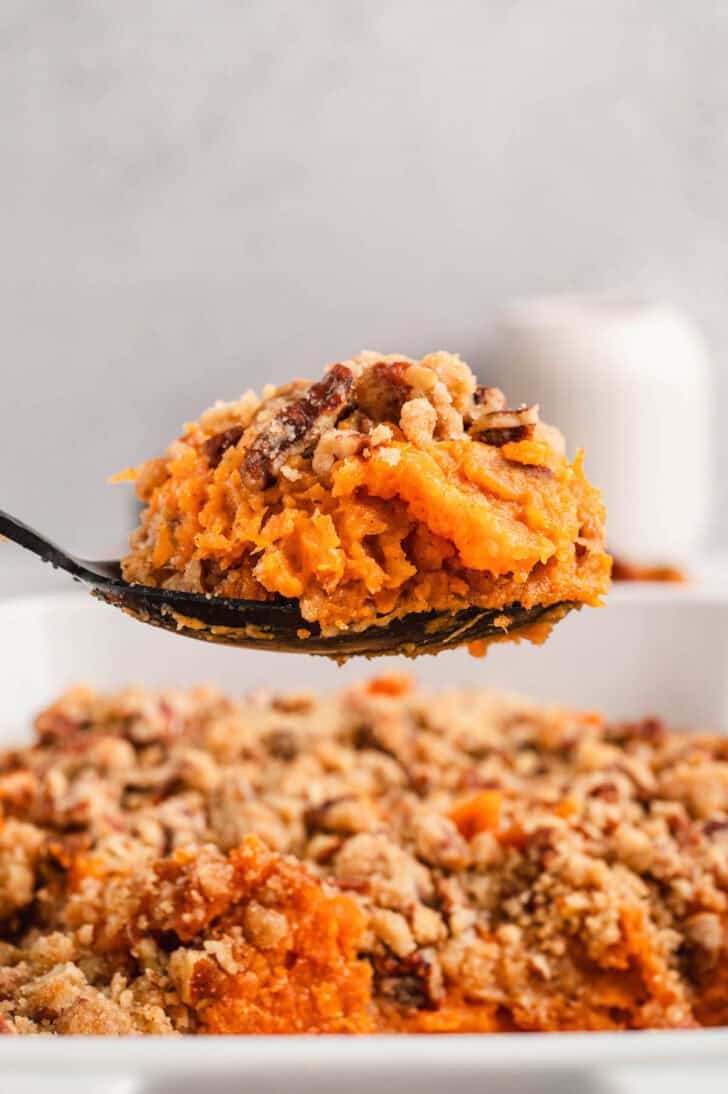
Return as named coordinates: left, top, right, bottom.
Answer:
left=2, top=0, right=727, bottom=589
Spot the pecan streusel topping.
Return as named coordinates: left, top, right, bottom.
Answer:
left=1, top=676, right=726, bottom=1035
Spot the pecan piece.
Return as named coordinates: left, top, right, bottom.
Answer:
left=312, top=428, right=371, bottom=481
left=588, top=780, right=620, bottom=803
left=526, top=825, right=560, bottom=864
left=354, top=361, right=411, bottom=422
left=270, top=694, right=314, bottom=715
left=203, top=425, right=245, bottom=468
left=373, top=951, right=443, bottom=1011
left=243, top=364, right=354, bottom=487
left=263, top=729, right=299, bottom=762
left=482, top=425, right=529, bottom=445
left=34, top=711, right=89, bottom=745
left=605, top=717, right=667, bottom=748
left=304, top=796, right=352, bottom=833
left=469, top=404, right=540, bottom=446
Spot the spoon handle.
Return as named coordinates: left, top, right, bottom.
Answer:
left=0, top=508, right=85, bottom=578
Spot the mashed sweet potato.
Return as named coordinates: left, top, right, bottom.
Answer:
left=119, top=352, right=610, bottom=637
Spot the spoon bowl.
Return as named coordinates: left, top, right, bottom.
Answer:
left=0, top=509, right=575, bottom=658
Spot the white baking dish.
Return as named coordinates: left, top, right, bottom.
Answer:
left=2, top=583, right=727, bottom=732
left=1, top=587, right=728, bottom=1093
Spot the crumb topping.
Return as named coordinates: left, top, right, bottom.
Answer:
left=1, top=679, right=726, bottom=1034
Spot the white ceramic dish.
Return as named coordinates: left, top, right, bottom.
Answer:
left=2, top=583, right=727, bottom=732
left=1, top=588, right=728, bottom=1093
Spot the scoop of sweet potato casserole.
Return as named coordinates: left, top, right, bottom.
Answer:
left=1, top=676, right=726, bottom=1034
left=118, top=352, right=610, bottom=644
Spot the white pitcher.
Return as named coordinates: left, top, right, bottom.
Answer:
left=489, top=295, right=713, bottom=562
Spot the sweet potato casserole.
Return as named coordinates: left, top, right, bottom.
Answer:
left=119, top=352, right=610, bottom=646
left=1, top=676, right=726, bottom=1035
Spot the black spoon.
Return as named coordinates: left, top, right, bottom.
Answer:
left=0, top=509, right=575, bottom=658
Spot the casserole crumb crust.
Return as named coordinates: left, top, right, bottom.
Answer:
left=0, top=676, right=726, bottom=1035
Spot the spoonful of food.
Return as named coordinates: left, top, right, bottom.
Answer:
left=2, top=351, right=610, bottom=659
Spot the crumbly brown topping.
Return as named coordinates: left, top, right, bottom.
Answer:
left=243, top=363, right=355, bottom=488
left=202, top=425, right=245, bottom=470
left=1, top=678, right=727, bottom=1034
left=201, top=353, right=544, bottom=488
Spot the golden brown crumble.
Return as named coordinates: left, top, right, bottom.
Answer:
left=0, top=677, right=727, bottom=1034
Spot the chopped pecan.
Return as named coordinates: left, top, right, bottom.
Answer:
left=606, top=761, right=655, bottom=801
left=203, top=425, right=245, bottom=468
left=373, top=951, right=443, bottom=1011
left=35, top=712, right=89, bottom=745
left=457, top=770, right=501, bottom=791
left=411, top=810, right=470, bottom=869
left=304, top=796, right=352, bottom=833
left=639, top=717, right=667, bottom=743
left=683, top=913, right=724, bottom=977
left=270, top=694, right=314, bottom=715
left=432, top=875, right=466, bottom=917
left=263, top=729, right=299, bottom=762
left=605, top=717, right=666, bottom=746
left=588, top=781, right=619, bottom=803
left=351, top=722, right=398, bottom=758
left=482, top=425, right=529, bottom=445
left=469, top=404, right=540, bottom=446
left=407, top=767, right=434, bottom=797
left=526, top=825, right=559, bottom=863
left=243, top=364, right=354, bottom=487
left=312, top=428, right=370, bottom=481
left=334, top=877, right=370, bottom=893
left=667, top=811, right=700, bottom=848
left=354, top=361, right=411, bottom=422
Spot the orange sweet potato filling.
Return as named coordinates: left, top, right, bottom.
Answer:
left=61, top=837, right=715, bottom=1035
left=122, top=430, right=610, bottom=635
left=449, top=789, right=503, bottom=839
left=180, top=841, right=374, bottom=1035
left=67, top=836, right=374, bottom=1035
